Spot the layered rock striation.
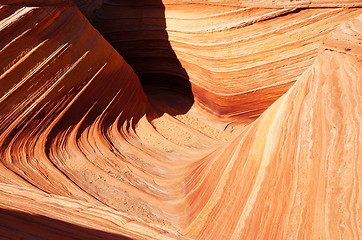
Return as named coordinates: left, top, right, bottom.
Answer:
left=0, top=1, right=361, bottom=239
left=93, top=0, right=362, bottom=120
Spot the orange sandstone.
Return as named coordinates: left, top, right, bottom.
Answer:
left=0, top=1, right=361, bottom=239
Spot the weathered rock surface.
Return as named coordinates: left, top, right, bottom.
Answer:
left=0, top=1, right=361, bottom=239
left=93, top=1, right=362, bottom=120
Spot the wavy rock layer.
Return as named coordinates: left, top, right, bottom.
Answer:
left=183, top=16, right=362, bottom=239
left=0, top=5, right=180, bottom=239
left=0, top=4, right=239, bottom=238
left=0, top=1, right=361, bottom=240
left=94, top=1, right=362, bottom=120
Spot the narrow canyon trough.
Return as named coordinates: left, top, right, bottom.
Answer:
left=0, top=0, right=361, bottom=239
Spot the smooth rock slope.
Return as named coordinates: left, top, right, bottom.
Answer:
left=0, top=1, right=361, bottom=239
left=93, top=0, right=362, bottom=120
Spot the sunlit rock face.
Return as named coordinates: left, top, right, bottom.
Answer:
left=0, top=1, right=361, bottom=239
left=93, top=0, right=362, bottom=121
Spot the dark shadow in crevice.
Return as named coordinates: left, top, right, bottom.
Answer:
left=93, top=0, right=194, bottom=116
left=0, top=208, right=132, bottom=240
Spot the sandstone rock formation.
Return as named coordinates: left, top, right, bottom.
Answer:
left=0, top=1, right=361, bottom=239
left=93, top=1, right=362, bottom=120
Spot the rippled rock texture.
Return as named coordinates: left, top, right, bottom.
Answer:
left=93, top=0, right=362, bottom=121
left=0, top=1, right=361, bottom=239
